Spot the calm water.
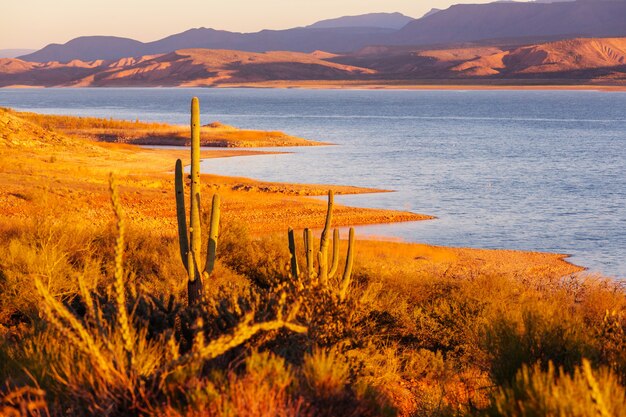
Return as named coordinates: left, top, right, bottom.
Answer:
left=1, top=88, right=625, bottom=278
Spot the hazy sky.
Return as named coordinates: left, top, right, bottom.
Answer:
left=2, top=0, right=524, bottom=50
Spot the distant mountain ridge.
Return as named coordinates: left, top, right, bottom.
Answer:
left=14, top=0, right=626, bottom=64
left=19, top=27, right=396, bottom=63
left=394, top=0, right=626, bottom=45
left=3, top=37, right=626, bottom=87
left=306, top=12, right=413, bottom=29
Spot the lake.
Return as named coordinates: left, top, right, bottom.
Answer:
left=1, top=87, right=624, bottom=278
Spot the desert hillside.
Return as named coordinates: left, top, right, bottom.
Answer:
left=448, top=37, right=626, bottom=76
left=2, top=37, right=626, bottom=87
left=332, top=37, right=626, bottom=83
left=0, top=49, right=375, bottom=87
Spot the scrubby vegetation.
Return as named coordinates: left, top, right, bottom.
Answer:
left=7, top=110, right=170, bottom=131
left=4, top=108, right=321, bottom=148
left=1, top=99, right=625, bottom=416
left=1, top=176, right=625, bottom=416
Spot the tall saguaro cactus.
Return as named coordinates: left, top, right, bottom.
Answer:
left=175, top=97, right=221, bottom=305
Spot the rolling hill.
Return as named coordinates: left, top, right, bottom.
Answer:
left=0, top=49, right=375, bottom=87
left=332, top=37, right=626, bottom=79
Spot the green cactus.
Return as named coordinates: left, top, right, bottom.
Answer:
left=205, top=194, right=220, bottom=275
left=175, top=97, right=221, bottom=305
left=328, top=228, right=340, bottom=279
left=175, top=159, right=189, bottom=270
left=304, top=228, right=313, bottom=279
left=339, top=228, right=355, bottom=302
left=288, top=190, right=355, bottom=300
left=288, top=227, right=299, bottom=280
left=318, top=190, right=334, bottom=284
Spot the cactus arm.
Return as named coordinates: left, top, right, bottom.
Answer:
left=304, top=228, right=313, bottom=279
left=288, top=227, right=299, bottom=280
left=328, top=228, right=340, bottom=279
left=339, top=228, right=355, bottom=302
left=204, top=194, right=220, bottom=276
left=318, top=190, right=334, bottom=279
left=175, top=159, right=189, bottom=271
left=318, top=251, right=328, bottom=284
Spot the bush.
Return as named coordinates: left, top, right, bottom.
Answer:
left=488, top=359, right=626, bottom=417
left=484, top=305, right=591, bottom=385
left=302, top=347, right=349, bottom=398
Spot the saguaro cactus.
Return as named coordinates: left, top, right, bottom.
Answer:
left=287, top=190, right=356, bottom=300
left=175, top=97, right=221, bottom=305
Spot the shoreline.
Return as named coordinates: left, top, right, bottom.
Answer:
left=2, top=83, right=626, bottom=92
left=0, top=106, right=587, bottom=279
left=5, top=108, right=327, bottom=147
left=213, top=81, right=626, bottom=92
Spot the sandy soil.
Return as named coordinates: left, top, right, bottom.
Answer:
left=214, top=80, right=626, bottom=92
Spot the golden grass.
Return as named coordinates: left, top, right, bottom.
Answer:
left=7, top=108, right=325, bottom=147
left=490, top=360, right=626, bottom=416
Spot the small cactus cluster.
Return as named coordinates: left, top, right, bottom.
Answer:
left=175, top=97, right=221, bottom=305
left=288, top=190, right=355, bottom=302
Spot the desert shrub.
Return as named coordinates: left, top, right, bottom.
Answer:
left=487, top=359, right=626, bottom=417
left=410, top=280, right=487, bottom=361
left=302, top=347, right=349, bottom=398
left=167, top=351, right=308, bottom=417
left=572, top=278, right=626, bottom=383
left=590, top=309, right=626, bottom=383
left=402, top=348, right=455, bottom=416
left=484, top=305, right=592, bottom=385
left=0, top=214, right=101, bottom=322
left=211, top=351, right=307, bottom=417
left=218, top=219, right=290, bottom=289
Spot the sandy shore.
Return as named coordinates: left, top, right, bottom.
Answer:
left=215, top=80, right=626, bottom=92
left=0, top=107, right=584, bottom=280
left=3, top=82, right=625, bottom=92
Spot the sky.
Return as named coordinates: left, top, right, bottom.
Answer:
left=1, top=0, right=525, bottom=50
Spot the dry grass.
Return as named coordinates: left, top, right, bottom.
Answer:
left=489, top=360, right=626, bottom=416
left=8, top=108, right=325, bottom=147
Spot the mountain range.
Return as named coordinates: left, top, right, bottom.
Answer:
left=16, top=1, right=626, bottom=63
left=2, top=37, right=625, bottom=87
left=2, top=0, right=626, bottom=87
